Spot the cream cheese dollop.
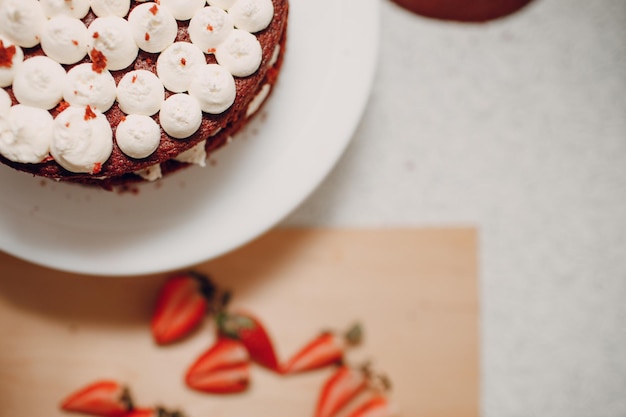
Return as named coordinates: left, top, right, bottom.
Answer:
left=228, top=0, right=274, bottom=33
left=0, top=105, right=54, bottom=164
left=189, top=6, right=234, bottom=54
left=188, top=64, right=236, bottom=114
left=115, top=114, right=161, bottom=159
left=156, top=42, right=207, bottom=93
left=160, top=0, right=207, bottom=21
left=88, top=16, right=139, bottom=71
left=0, top=89, right=11, bottom=116
left=0, top=0, right=46, bottom=48
left=128, top=3, right=178, bottom=54
left=12, top=56, right=65, bottom=110
left=41, top=16, right=89, bottom=65
left=215, top=29, right=262, bottom=77
left=40, top=0, right=91, bottom=19
left=0, top=37, right=23, bottom=88
left=64, top=63, right=117, bottom=112
left=159, top=93, right=202, bottom=139
left=89, top=0, right=131, bottom=18
left=50, top=106, right=113, bottom=174
left=117, top=70, right=165, bottom=116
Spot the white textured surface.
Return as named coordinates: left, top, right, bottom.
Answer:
left=283, top=0, right=626, bottom=416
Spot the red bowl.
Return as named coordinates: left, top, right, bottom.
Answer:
left=390, top=0, right=534, bottom=22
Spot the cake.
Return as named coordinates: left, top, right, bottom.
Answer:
left=0, top=0, right=288, bottom=189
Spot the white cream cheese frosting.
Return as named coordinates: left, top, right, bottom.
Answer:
left=160, top=0, right=206, bottom=21
left=228, top=0, right=274, bottom=33
left=115, top=114, right=161, bottom=159
left=134, top=163, right=162, bottom=181
left=64, top=63, right=117, bottom=112
left=87, top=16, right=139, bottom=71
left=40, top=0, right=91, bottom=19
left=188, top=63, right=236, bottom=114
left=156, top=42, right=207, bottom=93
left=12, top=56, right=66, bottom=110
left=0, top=37, right=23, bottom=88
left=128, top=3, right=178, bottom=53
left=0, top=89, right=11, bottom=116
left=174, top=139, right=207, bottom=166
left=89, top=0, right=131, bottom=18
left=189, top=6, right=234, bottom=54
left=0, top=0, right=46, bottom=48
left=41, top=16, right=90, bottom=65
left=215, top=29, right=262, bottom=77
left=159, top=93, right=202, bottom=139
left=207, top=0, right=238, bottom=9
left=50, top=105, right=113, bottom=173
left=246, top=83, right=270, bottom=117
left=0, top=105, right=54, bottom=164
left=117, top=70, right=165, bottom=116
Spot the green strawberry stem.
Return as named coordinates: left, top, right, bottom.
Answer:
left=344, top=323, right=364, bottom=346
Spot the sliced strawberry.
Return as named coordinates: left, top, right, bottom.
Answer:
left=346, top=396, right=395, bottom=417
left=60, top=380, right=132, bottom=417
left=185, top=337, right=251, bottom=394
left=151, top=272, right=216, bottom=345
left=124, top=407, right=186, bottom=417
left=315, top=366, right=369, bottom=417
left=218, top=311, right=280, bottom=372
left=283, top=323, right=362, bottom=374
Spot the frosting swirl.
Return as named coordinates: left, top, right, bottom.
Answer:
left=159, top=94, right=202, bottom=139
left=64, top=63, right=117, bottom=112
left=128, top=3, right=178, bottom=54
left=115, top=114, right=161, bottom=159
left=0, top=0, right=46, bottom=48
left=0, top=105, right=54, bottom=164
left=41, top=16, right=90, bottom=65
left=116, top=70, right=165, bottom=116
left=12, top=56, right=66, bottom=110
left=50, top=106, right=113, bottom=174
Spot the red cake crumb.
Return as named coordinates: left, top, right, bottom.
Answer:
left=84, top=106, right=97, bottom=121
left=91, top=48, right=107, bottom=73
left=0, top=40, right=16, bottom=68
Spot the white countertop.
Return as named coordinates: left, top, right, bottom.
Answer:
left=283, top=1, right=626, bottom=415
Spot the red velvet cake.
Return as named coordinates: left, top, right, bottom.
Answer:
left=0, top=0, right=288, bottom=189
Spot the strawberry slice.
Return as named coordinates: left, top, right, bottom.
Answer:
left=283, top=323, right=363, bottom=374
left=60, top=380, right=133, bottom=417
left=185, top=338, right=251, bottom=394
left=217, top=310, right=281, bottom=372
left=315, top=366, right=369, bottom=417
left=346, top=396, right=395, bottom=417
left=124, top=407, right=185, bottom=417
left=151, top=272, right=216, bottom=345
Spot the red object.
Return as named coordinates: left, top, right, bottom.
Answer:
left=0, top=39, right=17, bottom=68
left=283, top=324, right=362, bottom=374
left=91, top=48, right=107, bottom=73
left=151, top=272, right=215, bottom=345
left=315, top=366, right=369, bottom=417
left=60, top=380, right=132, bottom=417
left=185, top=338, right=251, bottom=394
left=218, top=311, right=281, bottom=371
left=346, top=396, right=394, bottom=417
left=390, top=0, right=534, bottom=22
left=123, top=409, right=155, bottom=417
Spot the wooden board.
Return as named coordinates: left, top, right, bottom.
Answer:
left=0, top=228, right=478, bottom=417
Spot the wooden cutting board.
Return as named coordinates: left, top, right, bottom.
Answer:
left=0, top=228, right=478, bottom=417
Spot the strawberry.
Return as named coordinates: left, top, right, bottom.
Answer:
left=60, top=380, right=133, bottom=417
left=151, top=272, right=216, bottom=345
left=185, top=337, right=251, bottom=394
left=124, top=407, right=185, bottom=417
left=283, top=323, right=363, bottom=374
left=217, top=310, right=281, bottom=372
left=346, top=396, right=395, bottom=417
left=314, top=366, right=369, bottom=417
